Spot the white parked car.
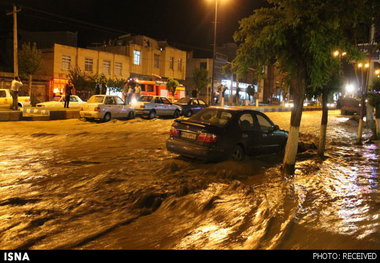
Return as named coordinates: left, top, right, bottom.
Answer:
left=36, top=95, right=85, bottom=108
left=0, top=89, right=30, bottom=108
left=80, top=95, right=135, bottom=122
left=133, top=95, right=182, bottom=119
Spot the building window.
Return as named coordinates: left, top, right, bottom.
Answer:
left=200, top=62, right=207, bottom=70
left=154, top=54, right=160, bottom=68
left=114, top=62, right=122, bottom=76
left=169, top=57, right=174, bottom=70
left=84, top=58, right=93, bottom=72
left=62, top=55, right=71, bottom=71
left=103, top=60, right=111, bottom=75
left=133, top=50, right=141, bottom=65
left=178, top=58, right=183, bottom=72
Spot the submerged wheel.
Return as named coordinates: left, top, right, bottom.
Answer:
left=103, top=112, right=111, bottom=122
left=185, top=110, right=193, bottom=117
left=231, top=144, right=245, bottom=161
left=148, top=110, right=156, bottom=119
left=128, top=111, right=135, bottom=119
left=173, top=109, right=180, bottom=118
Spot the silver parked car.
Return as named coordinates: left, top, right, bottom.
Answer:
left=80, top=95, right=135, bottom=122
left=133, top=95, right=182, bottom=119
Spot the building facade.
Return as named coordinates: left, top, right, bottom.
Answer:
left=37, top=43, right=130, bottom=98
left=91, top=35, right=187, bottom=81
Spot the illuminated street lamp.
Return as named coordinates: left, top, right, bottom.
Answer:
left=207, top=0, right=227, bottom=105
left=375, top=69, right=380, bottom=78
left=333, top=50, right=347, bottom=58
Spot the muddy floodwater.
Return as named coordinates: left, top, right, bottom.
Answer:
left=0, top=110, right=379, bottom=249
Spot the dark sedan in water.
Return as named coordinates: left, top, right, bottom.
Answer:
left=174, top=98, right=208, bottom=117
left=166, top=107, right=288, bottom=161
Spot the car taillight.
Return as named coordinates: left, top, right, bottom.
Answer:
left=94, top=107, right=100, bottom=111
left=197, top=132, right=218, bottom=143
left=140, top=105, right=145, bottom=109
left=170, top=126, right=179, bottom=137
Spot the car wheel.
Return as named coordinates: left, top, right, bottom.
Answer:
left=148, top=110, right=156, bottom=119
left=185, top=110, right=193, bottom=117
left=231, top=144, right=245, bottom=161
left=103, top=112, right=111, bottom=122
left=173, top=109, right=180, bottom=118
left=128, top=111, right=135, bottom=119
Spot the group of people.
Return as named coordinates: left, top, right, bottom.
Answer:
left=122, top=81, right=141, bottom=104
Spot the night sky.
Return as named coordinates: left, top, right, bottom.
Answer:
left=1, top=0, right=267, bottom=49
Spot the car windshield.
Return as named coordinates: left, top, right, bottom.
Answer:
left=139, top=96, right=153, bottom=102
left=190, top=108, right=233, bottom=127
left=87, top=96, right=104, bottom=103
left=176, top=98, right=190, bottom=104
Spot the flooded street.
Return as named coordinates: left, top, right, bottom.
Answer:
left=0, top=110, right=379, bottom=250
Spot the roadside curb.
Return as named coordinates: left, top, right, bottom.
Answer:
left=0, top=108, right=80, bottom=121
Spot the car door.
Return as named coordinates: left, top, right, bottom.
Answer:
left=114, top=96, right=127, bottom=117
left=237, top=112, right=262, bottom=155
left=69, top=96, right=79, bottom=108
left=254, top=112, right=282, bottom=153
left=104, top=96, right=116, bottom=116
left=161, top=97, right=173, bottom=115
left=154, top=97, right=164, bottom=115
left=197, top=99, right=208, bottom=111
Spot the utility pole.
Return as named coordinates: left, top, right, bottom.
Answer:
left=6, top=5, right=21, bottom=77
left=210, top=0, right=218, bottom=105
left=367, top=22, right=376, bottom=132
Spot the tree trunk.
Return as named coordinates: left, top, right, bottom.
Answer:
left=318, top=91, right=328, bottom=157
left=375, top=104, right=380, bottom=139
left=282, top=74, right=305, bottom=175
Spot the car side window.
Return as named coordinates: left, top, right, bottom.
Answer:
left=0, top=90, right=6, bottom=97
left=105, top=97, right=115, bottom=105
left=191, top=100, right=198, bottom=105
left=114, top=97, right=124, bottom=105
left=239, top=113, right=255, bottom=130
left=155, top=97, right=162, bottom=104
left=161, top=98, right=171, bottom=104
left=198, top=99, right=206, bottom=105
left=70, top=97, right=78, bottom=102
left=256, top=114, right=273, bottom=133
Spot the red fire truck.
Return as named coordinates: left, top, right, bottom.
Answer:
left=130, top=79, right=186, bottom=102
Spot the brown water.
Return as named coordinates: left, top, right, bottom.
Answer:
left=0, top=112, right=379, bottom=249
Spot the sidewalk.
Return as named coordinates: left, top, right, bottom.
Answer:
left=0, top=107, right=80, bottom=121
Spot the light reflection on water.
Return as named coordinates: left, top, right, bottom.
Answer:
left=0, top=117, right=379, bottom=250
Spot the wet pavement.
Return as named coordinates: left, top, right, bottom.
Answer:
left=0, top=110, right=379, bottom=249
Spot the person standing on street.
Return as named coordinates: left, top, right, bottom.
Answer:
left=64, top=80, right=74, bottom=108
left=122, top=81, right=129, bottom=104
left=134, top=84, right=141, bottom=102
left=10, top=76, right=23, bottom=110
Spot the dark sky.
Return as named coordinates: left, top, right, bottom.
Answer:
left=1, top=0, right=266, bottom=49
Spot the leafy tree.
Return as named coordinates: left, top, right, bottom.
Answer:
left=192, top=68, right=209, bottom=98
left=233, top=0, right=363, bottom=174
left=166, top=78, right=180, bottom=98
left=18, top=42, right=42, bottom=106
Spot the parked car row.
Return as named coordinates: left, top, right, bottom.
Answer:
left=77, top=95, right=209, bottom=122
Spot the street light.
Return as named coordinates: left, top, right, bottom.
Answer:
left=207, top=0, right=226, bottom=105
